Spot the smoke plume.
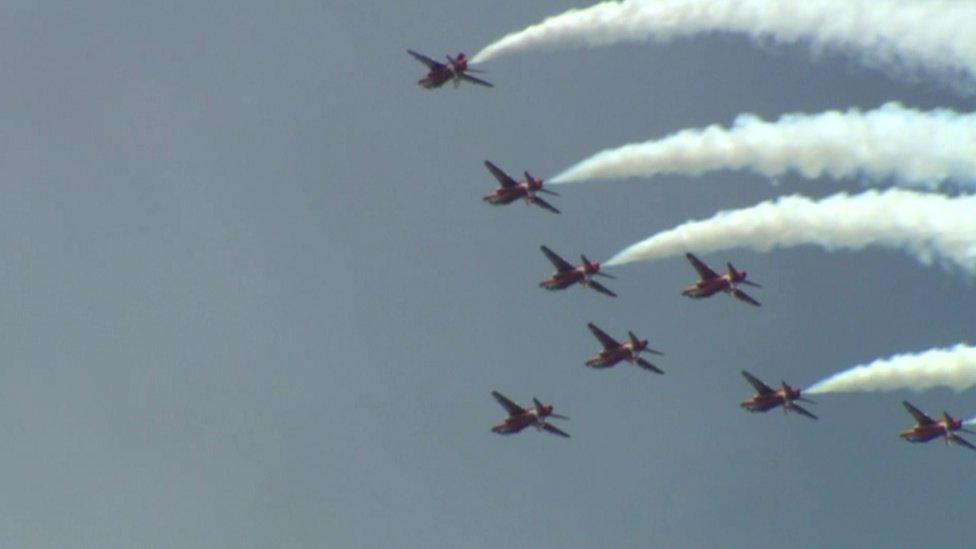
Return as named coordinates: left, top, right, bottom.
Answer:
left=551, top=103, right=976, bottom=190
left=807, top=344, right=976, bottom=394
left=472, top=0, right=976, bottom=90
left=604, top=189, right=976, bottom=273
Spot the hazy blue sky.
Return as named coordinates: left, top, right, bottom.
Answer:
left=0, top=2, right=973, bottom=547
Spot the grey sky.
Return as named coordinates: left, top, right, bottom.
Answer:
left=0, top=2, right=972, bottom=547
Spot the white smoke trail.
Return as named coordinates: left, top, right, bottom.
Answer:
left=604, top=189, right=976, bottom=272
left=472, top=0, right=976, bottom=90
left=551, top=103, right=976, bottom=190
left=806, top=344, right=976, bottom=394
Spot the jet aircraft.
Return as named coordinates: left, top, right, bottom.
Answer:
left=682, top=253, right=761, bottom=307
left=585, top=323, right=664, bottom=374
left=740, top=371, right=817, bottom=419
left=483, top=161, right=559, bottom=214
left=407, top=50, right=492, bottom=89
left=539, top=246, right=616, bottom=297
left=899, top=401, right=976, bottom=451
left=490, top=391, right=569, bottom=438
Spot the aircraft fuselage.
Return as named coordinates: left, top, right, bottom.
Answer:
left=483, top=185, right=530, bottom=205
left=741, top=396, right=783, bottom=413
left=586, top=345, right=637, bottom=368
left=419, top=67, right=454, bottom=89
left=540, top=268, right=587, bottom=290
left=491, top=411, right=542, bottom=435
left=682, top=276, right=733, bottom=298
left=740, top=391, right=794, bottom=413
left=900, top=424, right=951, bottom=443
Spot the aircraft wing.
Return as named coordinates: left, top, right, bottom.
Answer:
left=491, top=391, right=524, bottom=417
left=458, top=72, right=493, bottom=87
left=540, top=422, right=570, bottom=438
left=528, top=195, right=560, bottom=214
left=902, top=401, right=935, bottom=426
left=540, top=246, right=574, bottom=272
left=407, top=49, right=443, bottom=70
left=586, top=323, right=620, bottom=350
left=587, top=279, right=617, bottom=298
left=730, top=288, right=762, bottom=307
left=484, top=161, right=518, bottom=188
left=788, top=402, right=819, bottom=420
left=741, top=371, right=775, bottom=396
left=686, top=253, right=719, bottom=281
left=635, top=357, right=664, bottom=374
left=950, top=434, right=976, bottom=451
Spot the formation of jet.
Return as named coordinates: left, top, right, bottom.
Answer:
left=407, top=50, right=493, bottom=89
left=483, top=161, right=560, bottom=214
left=899, top=401, right=976, bottom=451
left=407, top=53, right=972, bottom=458
left=585, top=323, right=664, bottom=374
left=740, top=371, right=818, bottom=420
left=490, top=391, right=570, bottom=438
left=538, top=246, right=617, bottom=297
left=682, top=253, right=762, bottom=307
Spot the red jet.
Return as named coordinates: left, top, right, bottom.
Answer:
left=483, top=161, right=560, bottom=214
left=585, top=323, right=664, bottom=374
left=899, top=401, right=976, bottom=451
left=407, top=50, right=492, bottom=89
left=490, top=391, right=570, bottom=438
left=539, top=246, right=616, bottom=297
left=682, top=253, right=761, bottom=307
left=740, top=371, right=817, bottom=420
